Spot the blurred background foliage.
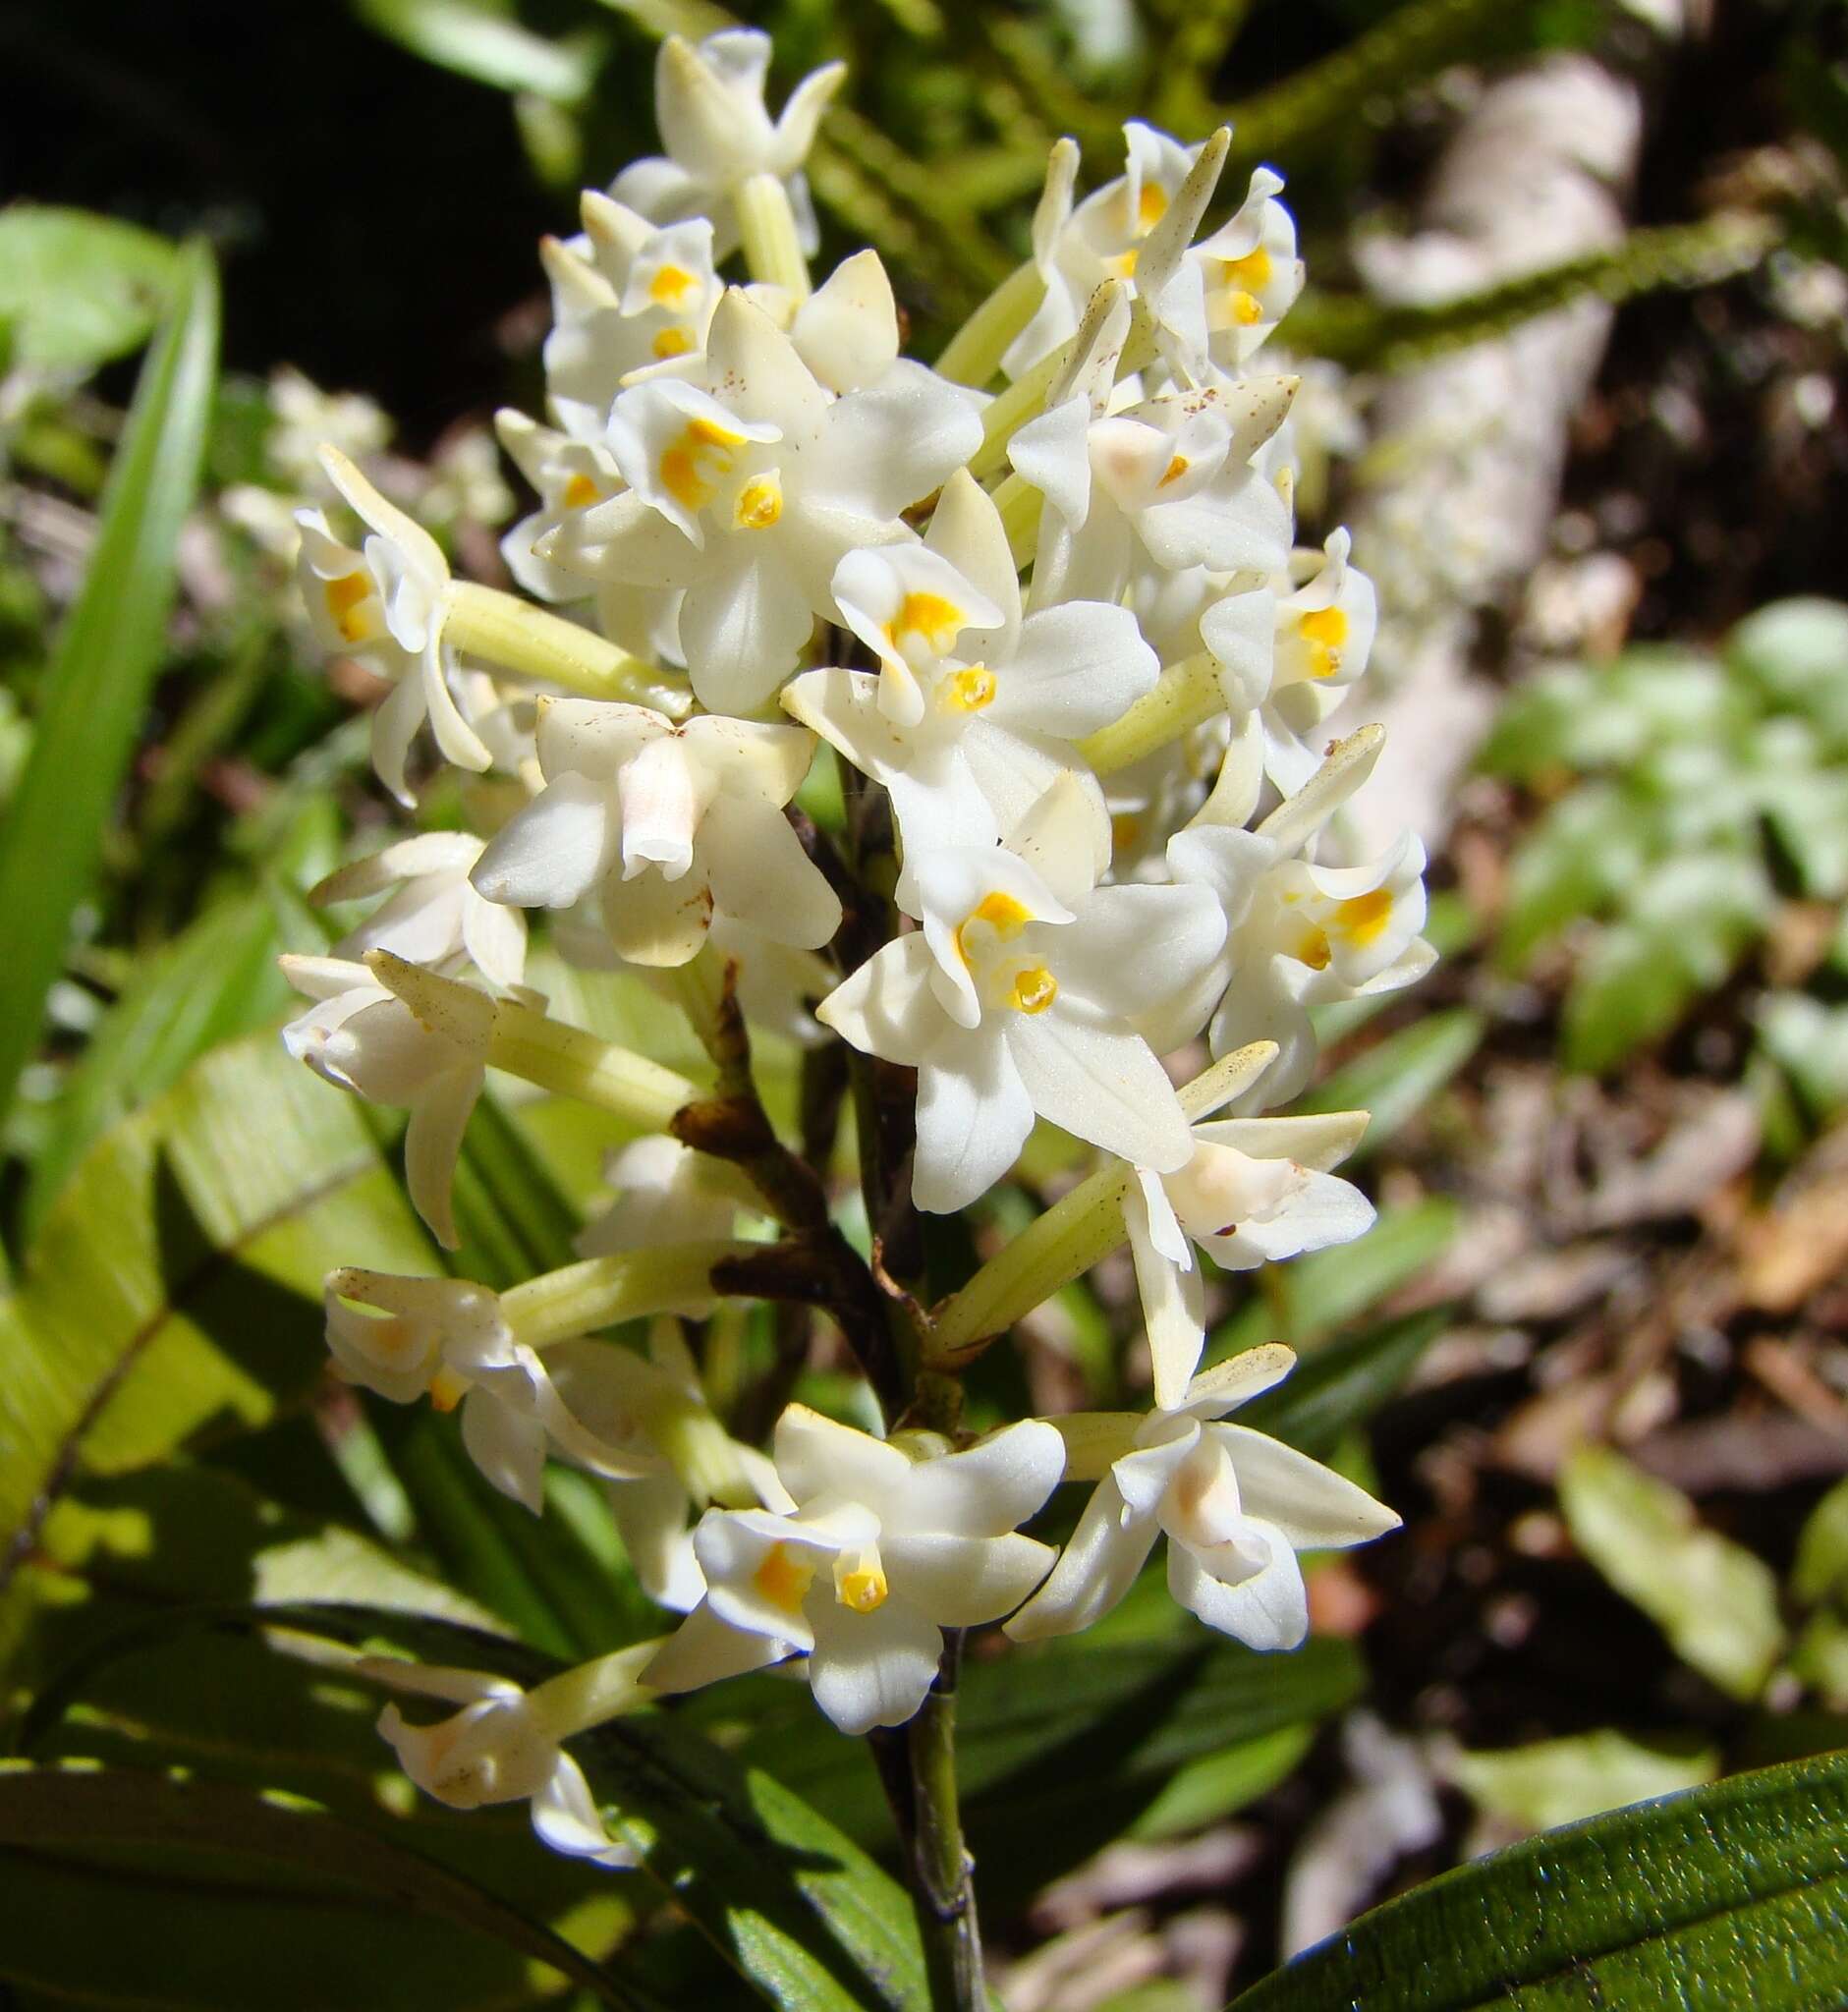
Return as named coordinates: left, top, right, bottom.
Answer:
left=1, top=0, right=1847, bottom=2006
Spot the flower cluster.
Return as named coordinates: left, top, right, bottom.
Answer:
left=283, top=28, right=1424, bottom=1866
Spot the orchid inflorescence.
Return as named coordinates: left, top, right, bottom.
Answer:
left=283, top=28, right=1426, bottom=1871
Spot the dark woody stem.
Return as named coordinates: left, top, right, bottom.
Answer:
left=672, top=957, right=909, bottom=1425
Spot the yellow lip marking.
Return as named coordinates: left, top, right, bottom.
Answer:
left=888, top=589, right=965, bottom=656
left=1295, top=925, right=1332, bottom=972
left=1333, top=887, right=1394, bottom=947
left=562, top=473, right=602, bottom=510
left=1009, top=965, right=1058, bottom=1015
left=1227, top=291, right=1264, bottom=326
left=648, top=263, right=699, bottom=307
left=1298, top=603, right=1349, bottom=679
left=754, top=1542, right=816, bottom=1615
left=942, top=664, right=996, bottom=712
left=660, top=414, right=745, bottom=515
left=324, top=572, right=372, bottom=642
left=955, top=890, right=1033, bottom=969
left=835, top=1552, right=888, bottom=1613
left=1220, top=244, right=1272, bottom=293
left=651, top=324, right=694, bottom=360
left=428, top=1368, right=470, bottom=1414
left=1158, top=454, right=1190, bottom=487
left=1137, top=182, right=1168, bottom=231
left=733, top=474, right=783, bottom=531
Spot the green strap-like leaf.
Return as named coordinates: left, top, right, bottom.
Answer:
left=1237, top=1308, right=1449, bottom=1461
left=0, top=238, right=219, bottom=1137
left=0, top=1034, right=434, bottom=1590
left=586, top=1711, right=930, bottom=2012
left=1228, top=1751, right=1848, bottom=2011
left=0, top=1762, right=647, bottom=2009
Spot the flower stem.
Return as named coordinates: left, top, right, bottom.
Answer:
left=487, top=996, right=698, bottom=1131
left=443, top=580, right=691, bottom=716
left=736, top=171, right=811, bottom=297
left=933, top=259, right=1044, bottom=388
left=908, top=1633, right=985, bottom=2012
left=1077, top=650, right=1222, bottom=777
left=502, top=1243, right=761, bottom=1350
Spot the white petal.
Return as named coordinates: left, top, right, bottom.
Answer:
left=815, top=934, right=944, bottom=1066
left=679, top=553, right=816, bottom=714
left=924, top=470, right=1021, bottom=643
left=1004, top=1475, right=1161, bottom=1642
left=369, top=671, right=426, bottom=809
left=882, top=1532, right=1056, bottom=1626
left=1059, top=883, right=1225, bottom=1019
left=472, top=773, right=617, bottom=911
left=1003, top=771, right=1109, bottom=910
left=782, top=667, right=909, bottom=781
left=1181, top=1343, right=1298, bottom=1419
left=608, top=1473, right=703, bottom=1611
left=992, top=602, right=1157, bottom=737
left=1126, top=1174, right=1208, bottom=1412
left=600, top=862, right=713, bottom=967
left=1168, top=1521, right=1308, bottom=1650
left=531, top=1752, right=636, bottom=1868
left=460, top=890, right=529, bottom=990
left=404, top=1067, right=483, bottom=1250
left=701, top=796, right=840, bottom=950
left=460, top=1386, right=549, bottom=1512
left=642, top=1599, right=793, bottom=1695
left=774, top=1404, right=912, bottom=1510
left=1006, top=1006, right=1191, bottom=1172
left=893, top=1419, right=1066, bottom=1537
left=1209, top=1424, right=1401, bottom=1548
left=805, top=1591, right=943, bottom=1734
left=1200, top=1168, right=1375, bottom=1270
left=791, top=249, right=899, bottom=393
left=1008, top=395, right=1092, bottom=528
left=821, top=362, right=983, bottom=520
left=912, top=1024, right=1035, bottom=1214
left=1191, top=1111, right=1369, bottom=1172
left=1200, top=587, right=1278, bottom=714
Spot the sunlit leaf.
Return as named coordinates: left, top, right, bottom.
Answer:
left=0, top=239, right=218, bottom=1134
left=1231, top=1752, right=1848, bottom=2011
left=1558, top=1445, right=1785, bottom=1701
left=1449, top=1728, right=1718, bottom=1835
left=0, top=206, right=178, bottom=370
left=0, top=1763, right=642, bottom=2009
left=1297, top=1011, right=1484, bottom=1155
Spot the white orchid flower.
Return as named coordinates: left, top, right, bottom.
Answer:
left=1002, top=121, right=1198, bottom=381
left=1196, top=168, right=1306, bottom=367
left=293, top=449, right=490, bottom=803
left=469, top=699, right=839, bottom=969
left=817, top=776, right=1222, bottom=1212
left=1126, top=1110, right=1375, bottom=1410
left=541, top=287, right=981, bottom=713
left=1012, top=376, right=1296, bottom=608
left=1008, top=1346, right=1399, bottom=1649
left=311, top=831, right=527, bottom=990
left=784, top=473, right=1157, bottom=854
left=611, top=29, right=845, bottom=259
left=281, top=954, right=489, bottom=1247
left=1199, top=530, right=1380, bottom=799
left=362, top=1643, right=660, bottom=1867
left=540, top=197, right=722, bottom=442
left=1148, top=731, right=1436, bottom=1101
left=494, top=409, right=685, bottom=669
left=644, top=1404, right=1065, bottom=1734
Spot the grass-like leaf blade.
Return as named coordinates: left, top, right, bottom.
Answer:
left=0, top=238, right=219, bottom=1139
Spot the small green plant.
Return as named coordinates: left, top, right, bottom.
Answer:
left=1481, top=598, right=1848, bottom=1082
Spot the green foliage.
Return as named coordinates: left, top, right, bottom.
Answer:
left=0, top=239, right=219, bottom=1141
left=1558, top=1445, right=1786, bottom=1703
left=1483, top=605, right=1848, bottom=1076
left=1231, top=1751, right=1848, bottom=2010
left=0, top=207, right=181, bottom=373
left=1449, top=1728, right=1718, bottom=1834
